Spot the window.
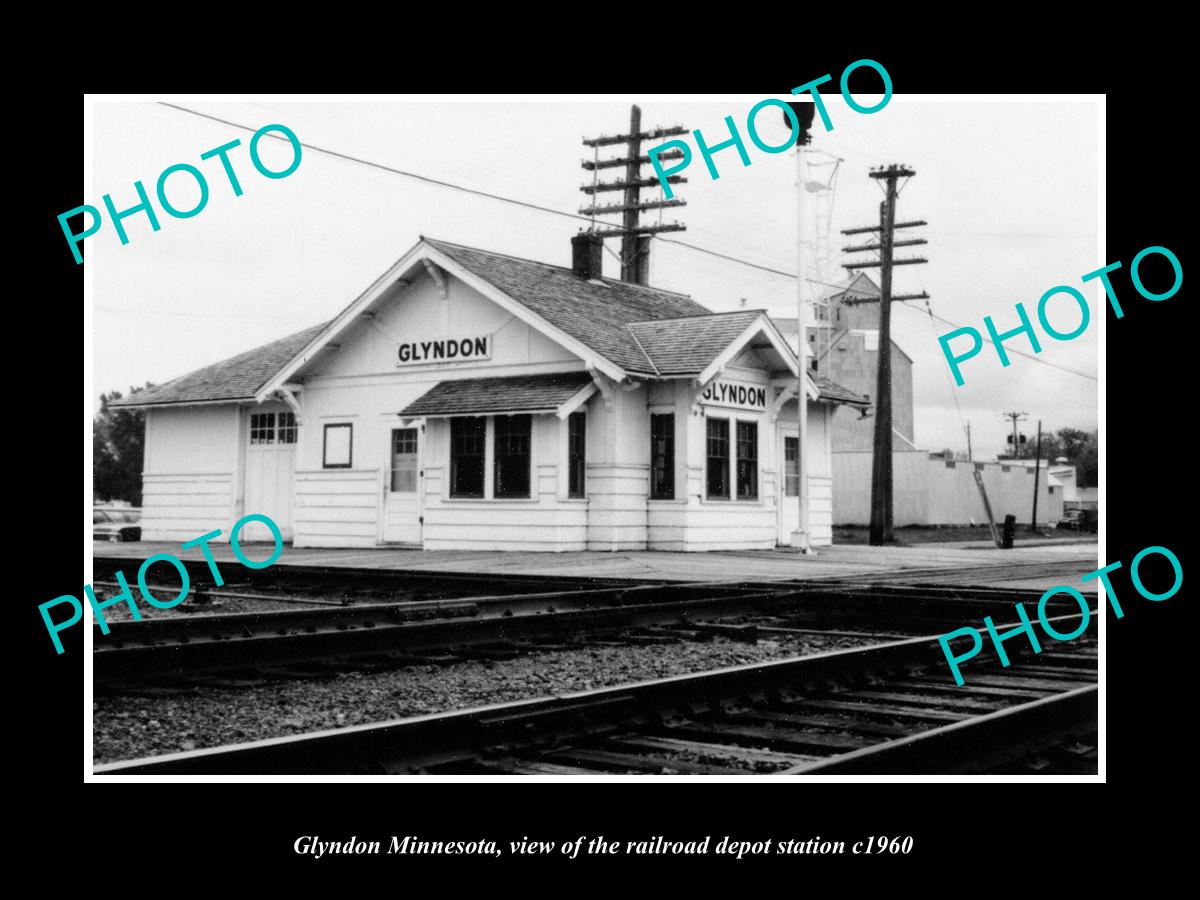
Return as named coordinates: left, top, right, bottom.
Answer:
left=390, top=428, right=419, bottom=492
left=568, top=412, right=586, bottom=498
left=278, top=412, right=297, bottom=444
left=450, top=417, right=486, bottom=498
left=650, top=414, right=675, bottom=499
left=250, top=412, right=275, bottom=444
left=736, top=420, right=758, bottom=499
left=706, top=418, right=729, bottom=499
left=322, top=423, right=353, bottom=468
left=784, top=436, right=800, bottom=497
left=251, top=411, right=297, bottom=444
left=494, top=415, right=532, bottom=498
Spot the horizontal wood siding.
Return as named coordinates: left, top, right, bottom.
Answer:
left=141, top=472, right=235, bottom=541
left=586, top=464, right=648, bottom=550
left=423, top=465, right=587, bottom=551
left=293, top=469, right=380, bottom=548
left=809, top=475, right=833, bottom=546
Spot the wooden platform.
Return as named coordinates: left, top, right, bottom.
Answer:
left=92, top=539, right=1102, bottom=593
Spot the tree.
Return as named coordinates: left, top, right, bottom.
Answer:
left=94, top=388, right=151, bottom=505
left=1024, top=427, right=1098, bottom=488
left=1056, top=427, right=1091, bottom=460
left=1075, top=430, right=1098, bottom=488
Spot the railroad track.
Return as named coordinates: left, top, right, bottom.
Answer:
left=92, top=582, right=1087, bottom=688
left=92, top=557, right=664, bottom=605
left=826, top=559, right=1098, bottom=587
left=95, top=615, right=1097, bottom=775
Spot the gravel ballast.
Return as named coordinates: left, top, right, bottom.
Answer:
left=93, top=632, right=874, bottom=764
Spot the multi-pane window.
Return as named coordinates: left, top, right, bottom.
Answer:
left=784, top=436, right=800, bottom=497
left=250, top=412, right=275, bottom=444
left=322, top=423, right=353, bottom=468
left=706, top=417, right=760, bottom=501
left=650, top=414, right=674, bottom=499
left=567, top=412, right=586, bottom=499
left=277, top=412, right=297, bottom=444
left=706, top=418, right=730, bottom=499
left=450, top=417, right=486, bottom=498
left=390, top=428, right=419, bottom=492
left=736, top=421, right=758, bottom=499
left=494, top=415, right=532, bottom=498
left=251, top=411, right=297, bottom=444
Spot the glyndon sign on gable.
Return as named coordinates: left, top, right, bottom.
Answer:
left=397, top=335, right=492, bottom=366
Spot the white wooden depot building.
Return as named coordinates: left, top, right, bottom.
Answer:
left=114, top=234, right=867, bottom=551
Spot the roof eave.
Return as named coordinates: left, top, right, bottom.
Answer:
left=108, top=396, right=252, bottom=410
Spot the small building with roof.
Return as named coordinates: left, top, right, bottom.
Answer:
left=113, top=234, right=868, bottom=551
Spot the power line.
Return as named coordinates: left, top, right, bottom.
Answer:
left=96, top=306, right=311, bottom=321
left=899, top=302, right=1098, bottom=381
left=157, top=102, right=608, bottom=229
left=155, top=103, right=1099, bottom=383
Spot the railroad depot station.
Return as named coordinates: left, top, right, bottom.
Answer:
left=114, top=233, right=871, bottom=552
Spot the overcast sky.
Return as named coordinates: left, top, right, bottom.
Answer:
left=91, top=97, right=1099, bottom=458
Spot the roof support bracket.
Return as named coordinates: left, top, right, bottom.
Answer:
left=423, top=259, right=448, bottom=298
left=277, top=384, right=303, bottom=423
left=768, top=385, right=797, bottom=424
left=589, top=369, right=616, bottom=409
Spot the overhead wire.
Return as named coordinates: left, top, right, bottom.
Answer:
left=153, top=102, right=1097, bottom=383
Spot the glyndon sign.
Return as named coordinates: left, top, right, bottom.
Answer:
left=397, top=335, right=491, bottom=366
left=701, top=380, right=767, bottom=410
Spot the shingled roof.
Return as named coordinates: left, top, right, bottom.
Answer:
left=814, top=376, right=870, bottom=407
left=109, top=321, right=330, bottom=408
left=626, top=310, right=764, bottom=375
left=400, top=372, right=594, bottom=417
left=110, top=237, right=868, bottom=410
left=425, top=239, right=710, bottom=374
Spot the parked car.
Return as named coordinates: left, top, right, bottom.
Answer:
left=93, top=507, right=142, bottom=542
left=1056, top=508, right=1097, bottom=533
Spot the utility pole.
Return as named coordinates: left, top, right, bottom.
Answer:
left=843, top=165, right=927, bottom=546
left=966, top=421, right=973, bottom=461
left=1003, top=411, right=1028, bottom=459
left=581, top=106, right=688, bottom=284
left=1031, top=419, right=1042, bottom=531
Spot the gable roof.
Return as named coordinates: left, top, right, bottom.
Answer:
left=109, top=321, right=330, bottom=408
left=813, top=376, right=870, bottom=407
left=424, top=239, right=710, bottom=374
left=626, top=310, right=763, bottom=375
left=110, top=237, right=866, bottom=410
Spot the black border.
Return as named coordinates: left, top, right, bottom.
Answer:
left=322, top=422, right=353, bottom=469
left=28, top=23, right=1191, bottom=881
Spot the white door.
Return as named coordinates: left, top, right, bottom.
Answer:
left=244, top=411, right=296, bottom=540
left=383, top=427, right=422, bottom=544
left=778, top=428, right=800, bottom=545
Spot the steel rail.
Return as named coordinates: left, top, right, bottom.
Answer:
left=95, top=614, right=1096, bottom=775
left=92, top=583, right=1082, bottom=685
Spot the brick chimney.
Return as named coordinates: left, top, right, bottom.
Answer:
left=571, top=232, right=603, bottom=280
left=631, top=234, right=651, bottom=285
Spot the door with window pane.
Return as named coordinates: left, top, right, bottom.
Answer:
left=778, top=428, right=800, bottom=545
left=244, top=410, right=296, bottom=541
left=383, top=427, right=422, bottom=544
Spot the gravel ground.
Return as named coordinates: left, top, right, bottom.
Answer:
left=93, top=632, right=873, bottom=764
